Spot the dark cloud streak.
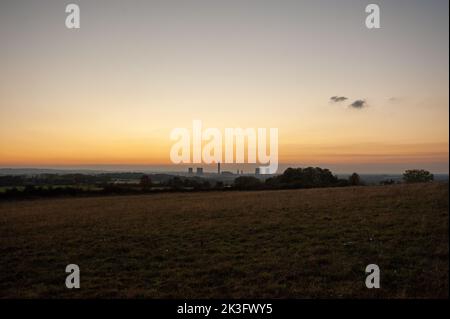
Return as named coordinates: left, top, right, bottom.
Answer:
left=349, top=99, right=366, bottom=109
left=330, top=96, right=348, bottom=102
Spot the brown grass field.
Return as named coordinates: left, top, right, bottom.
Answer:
left=0, top=182, right=448, bottom=298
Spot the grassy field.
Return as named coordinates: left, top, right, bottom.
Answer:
left=0, top=182, right=448, bottom=298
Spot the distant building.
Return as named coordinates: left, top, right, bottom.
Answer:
left=196, top=167, right=203, bottom=175
left=188, top=167, right=193, bottom=174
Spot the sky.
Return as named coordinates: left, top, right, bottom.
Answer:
left=0, top=0, right=448, bottom=173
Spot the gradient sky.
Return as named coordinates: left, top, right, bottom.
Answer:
left=0, top=0, right=448, bottom=173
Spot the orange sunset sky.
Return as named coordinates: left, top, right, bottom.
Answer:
left=0, top=0, right=448, bottom=173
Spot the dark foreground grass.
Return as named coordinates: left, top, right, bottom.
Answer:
left=0, top=183, right=448, bottom=298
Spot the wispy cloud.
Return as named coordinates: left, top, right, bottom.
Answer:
left=330, top=96, right=348, bottom=103
left=388, top=97, right=401, bottom=103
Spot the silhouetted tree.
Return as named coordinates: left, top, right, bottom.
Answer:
left=403, top=169, right=434, bottom=183
left=140, top=174, right=152, bottom=190
left=234, top=176, right=262, bottom=190
left=167, top=177, right=184, bottom=190
left=214, top=181, right=224, bottom=189
left=348, top=173, right=361, bottom=186
left=201, top=180, right=211, bottom=190
left=265, top=167, right=338, bottom=189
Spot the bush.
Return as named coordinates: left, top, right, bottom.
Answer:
left=233, top=176, right=262, bottom=190
left=403, top=169, right=434, bottom=183
left=140, top=175, right=152, bottom=190
left=265, top=167, right=338, bottom=189
left=348, top=173, right=361, bottom=186
left=214, top=181, right=224, bottom=189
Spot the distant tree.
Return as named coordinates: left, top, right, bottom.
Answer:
left=348, top=173, right=361, bottom=186
left=23, top=185, right=37, bottom=194
left=167, top=177, right=184, bottom=190
left=234, top=176, right=262, bottom=190
left=201, top=180, right=211, bottom=190
left=0, top=175, right=25, bottom=187
left=140, top=174, right=152, bottom=189
left=403, top=169, right=434, bottom=183
left=266, top=167, right=339, bottom=189
left=380, top=179, right=395, bottom=185
left=3, top=187, right=20, bottom=198
left=214, top=181, right=224, bottom=189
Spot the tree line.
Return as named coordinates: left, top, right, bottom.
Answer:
left=0, top=168, right=435, bottom=199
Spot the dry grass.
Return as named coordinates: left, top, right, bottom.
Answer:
left=0, top=183, right=448, bottom=298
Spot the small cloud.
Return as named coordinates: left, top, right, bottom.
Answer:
left=330, top=96, right=348, bottom=102
left=388, top=97, right=400, bottom=103
left=349, top=99, right=366, bottom=109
